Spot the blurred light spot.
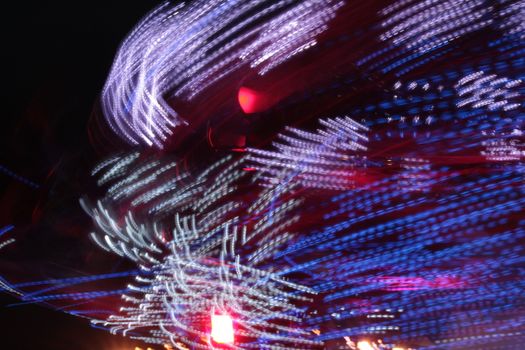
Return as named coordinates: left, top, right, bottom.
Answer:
left=211, top=314, right=234, bottom=344
left=357, top=340, right=376, bottom=350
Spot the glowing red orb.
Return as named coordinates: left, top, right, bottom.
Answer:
left=238, top=86, right=270, bottom=113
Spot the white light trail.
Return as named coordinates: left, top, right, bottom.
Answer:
left=380, top=0, right=492, bottom=53
left=83, top=151, right=317, bottom=348
left=102, top=0, right=344, bottom=148
left=248, top=116, right=368, bottom=190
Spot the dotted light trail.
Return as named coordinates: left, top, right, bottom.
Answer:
left=2, top=1, right=524, bottom=349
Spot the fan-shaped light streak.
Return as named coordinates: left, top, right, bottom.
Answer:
left=454, top=71, right=524, bottom=162
left=102, top=0, right=344, bottom=148
left=80, top=151, right=320, bottom=349
left=380, top=0, right=493, bottom=54
left=358, top=0, right=525, bottom=78
left=455, top=71, right=522, bottom=111
left=248, top=116, right=368, bottom=191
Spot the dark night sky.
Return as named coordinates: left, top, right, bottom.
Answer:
left=1, top=2, right=161, bottom=349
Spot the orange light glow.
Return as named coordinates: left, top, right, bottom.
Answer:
left=357, top=340, right=376, bottom=350
left=211, top=314, right=234, bottom=344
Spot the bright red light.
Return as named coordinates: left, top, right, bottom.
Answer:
left=211, top=314, right=234, bottom=344
left=238, top=86, right=259, bottom=113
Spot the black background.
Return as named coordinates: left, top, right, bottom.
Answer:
left=1, top=2, right=162, bottom=349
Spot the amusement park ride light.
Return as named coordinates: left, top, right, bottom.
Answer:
left=1, top=0, right=524, bottom=349
left=211, top=314, right=234, bottom=344
left=357, top=340, right=376, bottom=350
